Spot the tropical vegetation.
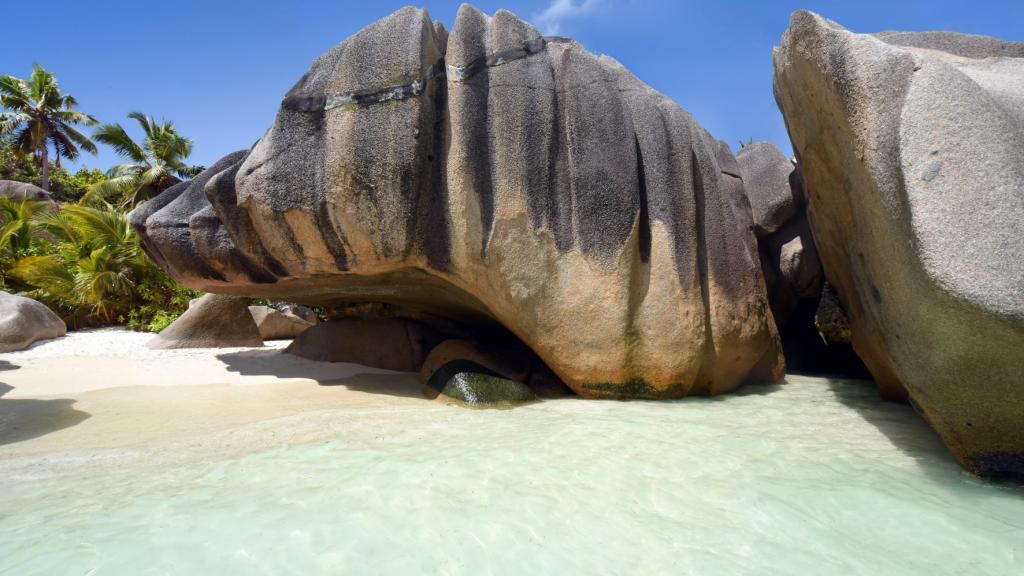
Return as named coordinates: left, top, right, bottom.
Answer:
left=0, top=65, right=203, bottom=331
left=0, top=65, right=98, bottom=191
left=89, top=112, right=203, bottom=208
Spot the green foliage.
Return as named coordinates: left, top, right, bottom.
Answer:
left=0, top=140, right=106, bottom=202
left=50, top=166, right=107, bottom=203
left=0, top=199, right=199, bottom=330
left=0, top=65, right=204, bottom=331
left=0, top=65, right=98, bottom=190
left=89, top=112, right=203, bottom=208
left=0, top=197, right=54, bottom=291
left=738, top=137, right=754, bottom=150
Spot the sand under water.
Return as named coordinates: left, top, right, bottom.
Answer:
left=0, top=329, right=1021, bottom=575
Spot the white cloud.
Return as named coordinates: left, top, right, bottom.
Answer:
left=533, top=0, right=604, bottom=36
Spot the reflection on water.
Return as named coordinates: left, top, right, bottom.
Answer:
left=0, top=376, right=1021, bottom=575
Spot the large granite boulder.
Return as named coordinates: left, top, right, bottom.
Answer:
left=130, top=5, right=783, bottom=398
left=0, top=181, right=53, bottom=202
left=774, top=11, right=1024, bottom=479
left=148, top=293, right=263, bottom=349
left=0, top=291, right=66, bottom=352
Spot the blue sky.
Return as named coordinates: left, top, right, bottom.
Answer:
left=2, top=0, right=1021, bottom=171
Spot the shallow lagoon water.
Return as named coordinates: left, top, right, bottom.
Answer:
left=1, top=376, right=1021, bottom=575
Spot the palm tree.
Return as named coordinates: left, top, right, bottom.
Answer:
left=89, top=112, right=203, bottom=208
left=0, top=65, right=98, bottom=191
left=12, top=202, right=151, bottom=323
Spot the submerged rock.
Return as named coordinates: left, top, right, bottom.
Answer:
left=0, top=291, right=66, bottom=352
left=148, top=293, right=263, bottom=349
left=774, top=11, right=1024, bottom=479
left=431, top=371, right=537, bottom=408
left=130, top=5, right=783, bottom=398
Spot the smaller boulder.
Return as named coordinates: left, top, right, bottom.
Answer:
left=736, top=142, right=802, bottom=237
left=249, top=304, right=317, bottom=340
left=0, top=291, right=66, bottom=352
left=418, top=339, right=531, bottom=388
left=0, top=180, right=54, bottom=202
left=148, top=294, right=263, bottom=349
left=286, top=318, right=441, bottom=372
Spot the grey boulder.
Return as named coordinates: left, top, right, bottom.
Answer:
left=0, top=291, right=66, bottom=352
left=0, top=181, right=53, bottom=203
left=148, top=293, right=263, bottom=349
left=738, top=142, right=823, bottom=330
left=130, top=5, right=784, bottom=398
left=736, top=142, right=801, bottom=237
left=774, top=11, right=1024, bottom=479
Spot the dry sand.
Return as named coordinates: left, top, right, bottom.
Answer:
left=0, top=329, right=445, bottom=478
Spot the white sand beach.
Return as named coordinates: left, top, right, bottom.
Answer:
left=0, top=329, right=434, bottom=472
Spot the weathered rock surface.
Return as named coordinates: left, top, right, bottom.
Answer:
left=0, top=181, right=53, bottom=202
left=431, top=372, right=537, bottom=407
left=131, top=5, right=783, bottom=398
left=148, top=293, right=263, bottom=349
left=286, top=318, right=441, bottom=372
left=738, top=142, right=823, bottom=334
left=419, top=338, right=576, bottom=401
left=418, top=339, right=530, bottom=388
left=774, top=11, right=1024, bottom=479
left=249, top=304, right=317, bottom=340
left=736, top=143, right=801, bottom=238
left=0, top=291, right=66, bottom=352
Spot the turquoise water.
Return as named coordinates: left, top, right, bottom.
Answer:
left=1, top=377, right=1021, bottom=575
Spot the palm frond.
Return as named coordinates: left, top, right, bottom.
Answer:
left=176, top=165, right=206, bottom=179
left=50, top=109, right=98, bottom=127
left=55, top=121, right=97, bottom=155
left=93, top=122, right=147, bottom=163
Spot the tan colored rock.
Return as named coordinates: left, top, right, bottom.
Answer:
left=131, top=5, right=783, bottom=398
left=286, top=318, right=441, bottom=372
left=148, top=294, right=262, bottom=349
left=249, top=305, right=317, bottom=340
left=774, top=11, right=1024, bottom=479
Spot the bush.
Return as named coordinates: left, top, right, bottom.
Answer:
left=1, top=197, right=199, bottom=330
left=0, top=142, right=107, bottom=202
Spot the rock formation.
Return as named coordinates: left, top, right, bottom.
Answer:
left=0, top=181, right=53, bottom=203
left=737, top=141, right=820, bottom=330
left=286, top=318, right=442, bottom=372
left=131, top=5, right=783, bottom=398
left=148, top=293, right=263, bottom=349
left=249, top=304, right=317, bottom=340
left=0, top=291, right=66, bottom=352
left=774, top=11, right=1024, bottom=479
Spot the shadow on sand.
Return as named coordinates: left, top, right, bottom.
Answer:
left=215, top=348, right=426, bottom=399
left=0, top=382, right=91, bottom=446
